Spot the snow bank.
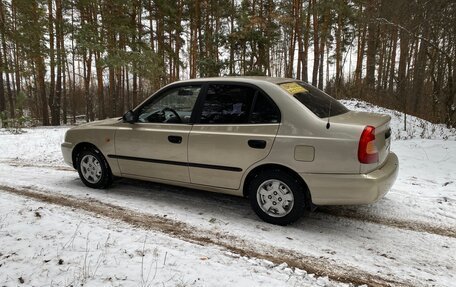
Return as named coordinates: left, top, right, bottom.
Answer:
left=0, top=126, right=68, bottom=166
left=341, top=99, right=456, bottom=140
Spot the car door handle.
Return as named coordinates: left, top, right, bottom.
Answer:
left=248, top=139, right=267, bottom=149
left=168, top=135, right=182, bottom=144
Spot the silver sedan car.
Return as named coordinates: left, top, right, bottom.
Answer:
left=62, top=77, right=399, bottom=225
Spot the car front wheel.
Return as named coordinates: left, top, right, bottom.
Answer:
left=248, top=169, right=307, bottom=225
left=77, top=147, right=113, bottom=189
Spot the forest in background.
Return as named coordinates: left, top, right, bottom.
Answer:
left=0, top=0, right=455, bottom=127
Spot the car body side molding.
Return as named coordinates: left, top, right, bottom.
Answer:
left=107, top=154, right=243, bottom=172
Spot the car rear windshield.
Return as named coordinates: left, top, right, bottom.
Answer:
left=279, top=82, right=348, bottom=118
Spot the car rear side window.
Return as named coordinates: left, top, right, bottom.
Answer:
left=249, top=93, right=280, bottom=123
left=199, top=84, right=254, bottom=124
left=199, top=84, right=280, bottom=124
left=280, top=82, right=348, bottom=118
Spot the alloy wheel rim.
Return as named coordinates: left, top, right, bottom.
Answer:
left=80, top=154, right=102, bottom=184
left=256, top=179, right=294, bottom=218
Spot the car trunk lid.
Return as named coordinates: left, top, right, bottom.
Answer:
left=329, top=111, right=392, bottom=170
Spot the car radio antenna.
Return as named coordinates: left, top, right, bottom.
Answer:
left=326, top=100, right=332, bottom=129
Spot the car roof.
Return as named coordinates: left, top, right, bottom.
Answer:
left=174, top=76, right=298, bottom=85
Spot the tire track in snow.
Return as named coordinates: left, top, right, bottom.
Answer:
left=0, top=160, right=73, bottom=171
left=0, top=184, right=410, bottom=287
left=318, top=207, right=456, bottom=239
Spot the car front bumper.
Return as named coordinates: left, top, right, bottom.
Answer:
left=301, top=152, right=399, bottom=205
left=61, top=142, right=74, bottom=167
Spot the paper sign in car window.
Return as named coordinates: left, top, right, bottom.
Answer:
left=280, top=82, right=308, bottom=95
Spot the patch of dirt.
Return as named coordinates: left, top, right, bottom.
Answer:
left=318, top=207, right=456, bottom=239
left=0, top=184, right=411, bottom=287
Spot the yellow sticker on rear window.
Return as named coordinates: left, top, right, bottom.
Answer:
left=279, top=82, right=308, bottom=95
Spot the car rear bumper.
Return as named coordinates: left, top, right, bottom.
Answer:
left=61, top=142, right=74, bottom=167
left=301, top=152, right=399, bottom=205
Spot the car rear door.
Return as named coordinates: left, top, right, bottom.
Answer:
left=114, top=84, right=202, bottom=183
left=188, top=83, right=281, bottom=190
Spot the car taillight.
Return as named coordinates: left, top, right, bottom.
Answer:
left=358, top=125, right=378, bottom=164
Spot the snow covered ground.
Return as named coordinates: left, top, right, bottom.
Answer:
left=1, top=191, right=336, bottom=287
left=0, top=99, right=455, bottom=286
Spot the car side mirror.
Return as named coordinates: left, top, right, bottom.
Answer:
left=122, top=110, right=137, bottom=123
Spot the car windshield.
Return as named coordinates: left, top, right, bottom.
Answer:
left=279, top=82, right=348, bottom=118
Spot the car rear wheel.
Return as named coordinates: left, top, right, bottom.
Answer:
left=77, top=147, right=113, bottom=189
left=248, top=169, right=307, bottom=225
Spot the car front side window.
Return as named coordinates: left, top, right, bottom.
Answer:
left=137, top=85, right=201, bottom=124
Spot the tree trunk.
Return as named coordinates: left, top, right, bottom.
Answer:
left=318, top=41, right=325, bottom=90
left=95, top=51, right=104, bottom=119
left=0, top=43, right=5, bottom=113
left=116, top=65, right=122, bottom=115
left=36, top=57, right=49, bottom=125
left=228, top=0, right=235, bottom=75
left=48, top=0, right=56, bottom=124
left=445, top=56, right=455, bottom=127
left=376, top=29, right=386, bottom=90
left=354, top=22, right=366, bottom=84
left=296, top=0, right=303, bottom=80
left=302, top=0, right=311, bottom=82
left=311, top=0, right=319, bottom=86
left=189, top=0, right=199, bottom=78
left=398, top=29, right=409, bottom=131
left=388, top=26, right=398, bottom=93
left=148, top=0, right=155, bottom=52
left=0, top=0, right=14, bottom=118
left=286, top=0, right=298, bottom=78
left=83, top=52, right=93, bottom=122
left=317, top=7, right=330, bottom=90
left=365, top=2, right=377, bottom=93
left=412, top=29, right=429, bottom=114
left=335, top=3, right=343, bottom=97
left=70, top=3, right=76, bottom=123
left=53, top=0, right=63, bottom=125
left=62, top=54, right=67, bottom=124
left=12, top=3, right=20, bottom=101
left=157, top=6, right=165, bottom=83
left=382, top=35, right=392, bottom=90
left=136, top=0, right=142, bottom=102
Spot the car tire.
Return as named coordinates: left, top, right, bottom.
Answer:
left=76, top=147, right=113, bottom=189
left=248, top=169, right=307, bottom=225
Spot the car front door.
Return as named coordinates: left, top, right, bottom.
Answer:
left=188, top=83, right=281, bottom=190
left=114, top=84, right=202, bottom=183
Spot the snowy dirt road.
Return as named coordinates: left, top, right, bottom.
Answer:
left=0, top=184, right=406, bottom=287
left=0, top=104, right=455, bottom=287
